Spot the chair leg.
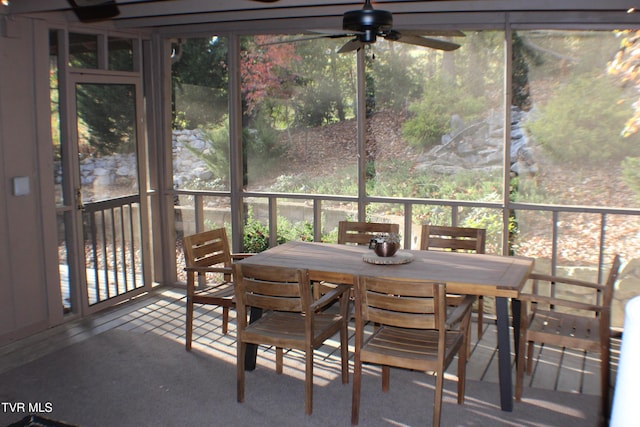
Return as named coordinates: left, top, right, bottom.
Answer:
left=351, top=355, right=362, bottom=425
left=222, top=306, right=229, bottom=335
left=237, top=341, right=246, bottom=403
left=600, top=348, right=611, bottom=419
left=463, top=305, right=472, bottom=359
left=305, top=348, right=313, bottom=415
left=340, top=296, right=350, bottom=384
left=477, top=296, right=484, bottom=339
left=185, top=298, right=194, bottom=351
left=515, top=330, right=526, bottom=401
left=457, top=336, right=467, bottom=404
left=526, top=341, right=534, bottom=375
left=433, top=371, right=444, bottom=427
left=382, top=366, right=390, bottom=392
left=276, top=347, right=283, bottom=374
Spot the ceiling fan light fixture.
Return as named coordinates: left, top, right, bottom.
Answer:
left=361, top=29, right=378, bottom=43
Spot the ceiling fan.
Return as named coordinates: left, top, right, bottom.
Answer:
left=335, top=0, right=462, bottom=53
left=265, top=0, right=462, bottom=53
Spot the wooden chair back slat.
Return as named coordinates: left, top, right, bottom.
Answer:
left=358, top=276, right=443, bottom=329
left=235, top=264, right=310, bottom=313
left=338, top=221, right=399, bottom=246
left=420, top=225, right=486, bottom=253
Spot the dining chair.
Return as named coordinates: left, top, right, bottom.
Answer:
left=233, top=263, right=351, bottom=415
left=182, top=228, right=252, bottom=351
left=420, top=224, right=487, bottom=340
left=312, top=220, right=401, bottom=302
left=351, top=275, right=472, bottom=427
left=338, top=220, right=400, bottom=246
left=515, top=255, right=621, bottom=419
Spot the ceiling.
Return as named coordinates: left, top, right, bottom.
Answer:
left=5, top=0, right=640, bottom=33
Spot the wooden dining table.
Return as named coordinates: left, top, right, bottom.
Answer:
left=237, top=241, right=534, bottom=412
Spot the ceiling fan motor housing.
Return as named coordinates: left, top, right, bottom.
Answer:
left=343, top=8, right=393, bottom=42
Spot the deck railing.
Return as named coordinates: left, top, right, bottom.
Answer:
left=175, top=189, right=640, bottom=276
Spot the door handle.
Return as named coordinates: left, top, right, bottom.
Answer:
left=76, top=188, right=84, bottom=211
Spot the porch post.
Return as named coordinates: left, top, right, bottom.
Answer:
left=229, top=34, right=245, bottom=253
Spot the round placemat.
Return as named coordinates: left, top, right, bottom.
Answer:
left=362, top=251, right=414, bottom=265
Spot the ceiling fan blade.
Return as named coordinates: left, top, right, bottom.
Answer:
left=399, top=29, right=466, bottom=38
left=258, top=33, right=352, bottom=47
left=385, top=33, right=461, bottom=51
left=338, top=38, right=365, bottom=53
left=258, top=35, right=340, bottom=46
left=310, top=28, right=363, bottom=35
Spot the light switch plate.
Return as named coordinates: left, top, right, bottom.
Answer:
left=12, top=176, right=30, bottom=196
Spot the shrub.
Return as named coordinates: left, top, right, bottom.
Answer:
left=243, top=213, right=271, bottom=253
left=402, top=79, right=486, bottom=149
left=526, top=73, right=640, bottom=164
left=242, top=207, right=315, bottom=252
left=183, top=122, right=230, bottom=182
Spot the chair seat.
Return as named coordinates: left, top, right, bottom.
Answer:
left=527, top=309, right=602, bottom=351
left=361, top=326, right=465, bottom=371
left=242, top=310, right=344, bottom=348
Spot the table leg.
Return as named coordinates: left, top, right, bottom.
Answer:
left=244, top=307, right=262, bottom=371
left=495, top=296, right=513, bottom=412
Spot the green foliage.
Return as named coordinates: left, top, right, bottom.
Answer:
left=286, top=38, right=355, bottom=127
left=172, top=111, right=190, bottom=130
left=276, top=217, right=315, bottom=242
left=402, top=79, right=487, bottom=149
left=526, top=73, right=640, bottom=164
left=183, top=123, right=230, bottom=182
left=294, top=83, right=338, bottom=127
left=367, top=158, right=503, bottom=201
left=172, top=37, right=229, bottom=128
left=76, top=84, right=136, bottom=156
left=243, top=212, right=272, bottom=253
left=512, top=32, right=543, bottom=111
left=179, top=112, right=286, bottom=188
left=269, top=166, right=359, bottom=196
left=622, top=157, right=640, bottom=198
left=244, top=112, right=286, bottom=182
left=368, top=42, right=422, bottom=112
left=242, top=207, right=314, bottom=252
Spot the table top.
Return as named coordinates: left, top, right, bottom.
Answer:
left=239, top=241, right=534, bottom=298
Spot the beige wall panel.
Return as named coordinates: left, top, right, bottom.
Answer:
left=0, top=17, right=49, bottom=343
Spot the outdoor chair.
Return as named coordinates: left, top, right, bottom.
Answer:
left=234, top=263, right=350, bottom=415
left=314, top=220, right=400, bottom=299
left=182, top=228, right=252, bottom=351
left=515, top=254, right=621, bottom=420
left=337, top=220, right=400, bottom=246
left=420, top=225, right=487, bottom=341
left=351, top=275, right=472, bottom=427
left=313, top=220, right=401, bottom=301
